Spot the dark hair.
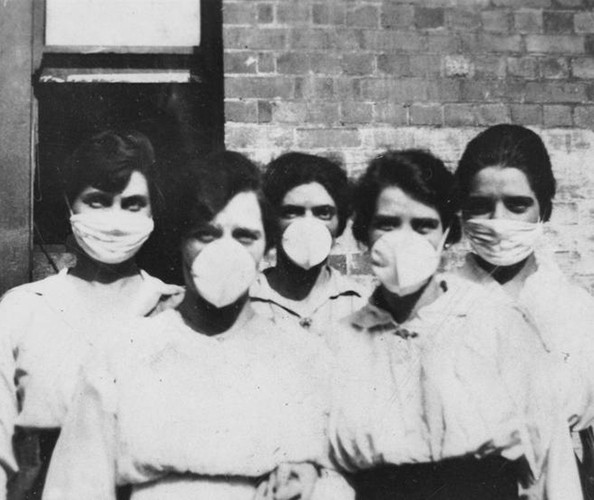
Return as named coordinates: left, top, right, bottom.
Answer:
left=62, top=130, right=158, bottom=209
left=174, top=151, right=274, bottom=250
left=352, top=149, right=460, bottom=245
left=455, top=124, right=556, bottom=221
left=263, top=152, right=351, bottom=237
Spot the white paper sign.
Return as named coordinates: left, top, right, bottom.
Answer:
left=46, top=0, right=201, bottom=47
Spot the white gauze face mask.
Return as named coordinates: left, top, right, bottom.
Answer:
left=190, top=238, right=258, bottom=308
left=70, top=211, right=154, bottom=265
left=281, top=218, right=333, bottom=270
left=463, top=218, right=543, bottom=267
left=371, top=229, right=447, bottom=296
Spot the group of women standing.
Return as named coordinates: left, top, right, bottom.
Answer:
left=1, top=123, right=594, bottom=500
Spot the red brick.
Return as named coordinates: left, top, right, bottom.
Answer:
left=476, top=104, right=510, bottom=125
left=225, top=76, right=294, bottom=99
left=514, top=9, right=544, bottom=33
left=526, top=34, right=584, bottom=53
left=374, top=103, right=408, bottom=125
left=410, top=54, right=442, bottom=77
left=341, top=53, right=375, bottom=76
left=310, top=53, right=342, bottom=75
left=272, top=101, right=308, bottom=123
left=341, top=102, right=373, bottom=124
left=554, top=0, right=584, bottom=7
left=575, top=12, right=594, bottom=33
left=507, top=56, right=539, bottom=78
left=312, top=4, right=346, bottom=25
left=444, top=54, right=473, bottom=77
left=426, top=34, right=460, bottom=53
left=573, top=57, right=594, bottom=78
left=473, top=55, right=507, bottom=78
left=482, top=10, right=512, bottom=33
left=290, top=28, right=361, bottom=51
left=574, top=106, right=594, bottom=129
left=225, top=100, right=258, bottom=122
left=586, top=35, right=594, bottom=54
left=444, top=104, right=476, bottom=126
left=362, top=30, right=423, bottom=52
left=448, top=9, right=481, bottom=31
left=296, top=128, right=361, bottom=148
left=347, top=5, right=380, bottom=28
left=525, top=81, right=586, bottom=102
left=460, top=33, right=522, bottom=53
left=461, top=80, right=509, bottom=102
left=257, top=4, right=274, bottom=24
left=257, top=100, right=272, bottom=123
left=224, top=27, right=287, bottom=50
left=493, top=0, right=551, bottom=6
left=543, top=11, right=575, bottom=34
left=545, top=105, right=574, bottom=126
left=224, top=51, right=258, bottom=74
left=258, top=52, right=275, bottom=73
left=541, top=56, right=571, bottom=78
left=510, top=104, right=543, bottom=124
left=410, top=104, right=442, bottom=125
left=276, top=52, right=310, bottom=74
left=415, top=7, right=445, bottom=29
left=381, top=4, right=414, bottom=29
left=359, top=77, right=428, bottom=102
left=296, top=76, right=335, bottom=100
left=426, top=79, right=461, bottom=102
left=335, top=78, right=359, bottom=101
left=277, top=3, right=310, bottom=24
left=224, top=3, right=257, bottom=25
left=305, top=102, right=340, bottom=123
left=377, top=54, right=410, bottom=76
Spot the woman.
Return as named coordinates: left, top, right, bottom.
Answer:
left=251, top=152, right=367, bottom=336
left=0, top=130, right=183, bottom=500
left=42, top=151, right=352, bottom=500
left=328, top=150, right=578, bottom=499
left=454, top=123, right=594, bottom=496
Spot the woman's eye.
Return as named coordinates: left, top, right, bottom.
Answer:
left=505, top=200, right=532, bottom=214
left=312, top=206, right=336, bottom=221
left=463, top=198, right=492, bottom=216
left=279, top=206, right=305, bottom=219
left=412, top=219, right=440, bottom=234
left=234, top=230, right=259, bottom=245
left=190, top=231, right=217, bottom=243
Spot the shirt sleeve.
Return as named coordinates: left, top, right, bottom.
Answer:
left=0, top=291, right=29, bottom=496
left=42, top=354, right=118, bottom=500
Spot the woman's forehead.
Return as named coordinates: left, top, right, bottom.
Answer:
left=469, top=166, right=536, bottom=198
left=375, top=185, right=440, bottom=219
left=212, top=191, right=263, bottom=229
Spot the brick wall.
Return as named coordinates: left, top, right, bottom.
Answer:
left=223, top=0, right=594, bottom=291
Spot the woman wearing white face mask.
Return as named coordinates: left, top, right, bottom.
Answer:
left=251, top=153, right=367, bottom=336
left=454, top=124, right=594, bottom=498
left=328, top=150, right=578, bottom=500
left=0, top=130, right=183, bottom=500
left=42, top=151, right=353, bottom=500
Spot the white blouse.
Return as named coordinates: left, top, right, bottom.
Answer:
left=327, top=273, right=580, bottom=500
left=43, top=307, right=351, bottom=500
left=0, top=269, right=183, bottom=495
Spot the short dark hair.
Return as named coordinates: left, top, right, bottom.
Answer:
left=174, top=150, right=274, bottom=250
left=263, top=152, right=351, bottom=237
left=455, top=124, right=556, bottom=221
left=352, top=149, right=460, bottom=245
left=63, top=129, right=158, bottom=208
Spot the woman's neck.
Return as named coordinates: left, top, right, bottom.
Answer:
left=376, top=277, right=443, bottom=324
left=473, top=253, right=537, bottom=286
left=178, top=290, right=250, bottom=337
left=69, top=251, right=140, bottom=285
left=265, top=250, right=328, bottom=302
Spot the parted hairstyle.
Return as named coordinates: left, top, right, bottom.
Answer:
left=352, top=149, right=461, bottom=245
left=62, top=129, right=159, bottom=210
left=174, top=150, right=275, bottom=250
left=455, top=124, right=556, bottom=221
left=263, top=152, right=352, bottom=238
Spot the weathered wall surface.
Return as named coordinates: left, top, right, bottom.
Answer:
left=223, top=0, right=594, bottom=290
